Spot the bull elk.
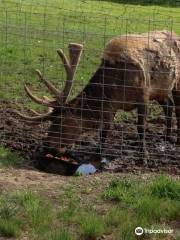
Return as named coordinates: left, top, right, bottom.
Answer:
left=14, top=30, right=180, bottom=165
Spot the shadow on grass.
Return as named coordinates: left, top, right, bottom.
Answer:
left=97, top=0, right=180, bottom=7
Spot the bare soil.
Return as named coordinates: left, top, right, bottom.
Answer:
left=0, top=101, right=180, bottom=175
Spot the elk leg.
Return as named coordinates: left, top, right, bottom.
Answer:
left=95, top=122, right=110, bottom=156
left=100, top=122, right=110, bottom=148
left=137, top=102, right=149, bottom=164
left=89, top=123, right=110, bottom=168
left=159, top=97, right=174, bottom=143
left=172, top=90, right=180, bottom=145
left=94, top=113, right=113, bottom=163
left=100, top=111, right=116, bottom=150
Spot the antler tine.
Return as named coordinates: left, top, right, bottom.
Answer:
left=57, top=49, right=72, bottom=77
left=30, top=105, right=53, bottom=116
left=14, top=100, right=40, bottom=116
left=29, top=109, right=42, bottom=116
left=35, top=69, right=60, bottom=97
left=43, top=95, right=55, bottom=102
left=13, top=109, right=52, bottom=122
left=57, top=43, right=83, bottom=103
left=13, top=95, right=53, bottom=123
left=69, top=43, right=83, bottom=74
left=24, top=85, right=54, bottom=107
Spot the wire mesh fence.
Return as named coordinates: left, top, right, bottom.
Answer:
left=0, top=0, right=180, bottom=174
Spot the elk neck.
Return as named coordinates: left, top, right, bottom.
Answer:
left=65, top=59, right=127, bottom=129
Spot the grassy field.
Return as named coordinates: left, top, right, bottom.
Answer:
left=0, top=1, right=180, bottom=239
left=0, top=147, right=179, bottom=239
left=0, top=0, right=180, bottom=109
left=0, top=164, right=179, bottom=240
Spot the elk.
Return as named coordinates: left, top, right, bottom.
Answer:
left=14, top=30, right=180, bottom=165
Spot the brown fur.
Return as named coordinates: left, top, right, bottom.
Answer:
left=17, top=30, right=180, bottom=163
left=46, top=31, right=180, bottom=160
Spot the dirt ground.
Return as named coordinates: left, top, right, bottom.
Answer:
left=0, top=167, right=179, bottom=240
left=0, top=101, right=180, bottom=240
left=0, top=101, right=180, bottom=175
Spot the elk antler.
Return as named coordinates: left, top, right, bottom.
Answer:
left=57, top=43, right=83, bottom=103
left=13, top=109, right=52, bottom=122
left=14, top=43, right=83, bottom=122
left=13, top=96, right=53, bottom=122
left=24, top=85, right=55, bottom=107
left=35, top=69, right=61, bottom=97
left=26, top=43, right=83, bottom=106
left=28, top=96, right=54, bottom=116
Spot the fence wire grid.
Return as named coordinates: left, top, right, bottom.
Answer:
left=0, top=0, right=180, bottom=174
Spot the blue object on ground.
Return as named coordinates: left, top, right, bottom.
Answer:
left=76, top=164, right=97, bottom=175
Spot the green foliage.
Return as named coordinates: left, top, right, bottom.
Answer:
left=135, top=195, right=180, bottom=222
left=0, top=196, right=19, bottom=220
left=105, top=206, right=138, bottom=227
left=58, top=202, right=77, bottom=222
left=113, top=0, right=177, bottom=7
left=0, top=0, right=180, bottom=104
left=103, top=178, right=135, bottom=203
left=0, top=147, right=25, bottom=168
left=78, top=212, right=105, bottom=239
left=59, top=186, right=105, bottom=239
left=15, top=191, right=53, bottom=234
left=150, top=175, right=180, bottom=201
left=114, top=111, right=135, bottom=123
left=58, top=185, right=79, bottom=222
left=47, top=229, right=73, bottom=240
left=176, top=234, right=180, bottom=240
left=0, top=0, right=180, bottom=238
left=0, top=195, right=21, bottom=237
left=105, top=207, right=143, bottom=240
left=0, top=218, right=21, bottom=238
left=0, top=175, right=179, bottom=239
left=0, top=191, right=57, bottom=239
left=103, top=175, right=180, bottom=238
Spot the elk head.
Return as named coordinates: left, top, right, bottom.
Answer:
left=14, top=43, right=83, bottom=154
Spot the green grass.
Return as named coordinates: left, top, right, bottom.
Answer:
left=150, top=175, right=180, bottom=201
left=0, top=218, right=21, bottom=238
left=78, top=212, right=105, bottom=239
left=112, top=0, right=179, bottom=6
left=0, top=146, right=25, bottom=167
left=103, top=178, right=135, bottom=202
left=15, top=190, right=53, bottom=235
left=0, top=175, right=179, bottom=239
left=0, top=0, right=180, bottom=106
left=58, top=185, right=79, bottom=223
left=0, top=1, right=180, bottom=239
left=47, top=229, right=73, bottom=240
left=105, top=206, right=141, bottom=240
left=103, top=175, right=180, bottom=239
left=0, top=194, right=21, bottom=237
left=0, top=190, right=55, bottom=239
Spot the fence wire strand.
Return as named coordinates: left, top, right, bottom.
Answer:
left=0, top=0, right=180, bottom=174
